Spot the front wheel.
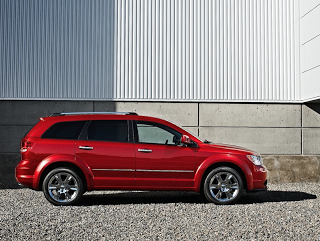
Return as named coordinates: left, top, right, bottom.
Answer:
left=42, top=167, right=83, bottom=206
left=203, top=167, right=243, bottom=205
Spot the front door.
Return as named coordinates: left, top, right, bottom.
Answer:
left=75, top=119, right=135, bottom=189
left=134, top=121, right=196, bottom=189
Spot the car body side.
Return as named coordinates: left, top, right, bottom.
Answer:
left=16, top=114, right=267, bottom=193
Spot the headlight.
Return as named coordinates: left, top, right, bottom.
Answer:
left=246, top=155, right=263, bottom=165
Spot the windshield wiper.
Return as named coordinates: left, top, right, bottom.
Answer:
left=204, top=140, right=211, bottom=144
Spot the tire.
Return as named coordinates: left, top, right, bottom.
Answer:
left=203, top=167, right=243, bottom=205
left=42, top=167, right=83, bottom=206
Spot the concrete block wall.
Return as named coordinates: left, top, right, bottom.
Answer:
left=1, top=100, right=320, bottom=187
left=302, top=104, right=320, bottom=154
left=199, top=103, right=302, bottom=155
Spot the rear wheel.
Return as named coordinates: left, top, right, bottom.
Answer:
left=203, top=167, right=243, bottom=205
left=42, top=167, right=83, bottom=206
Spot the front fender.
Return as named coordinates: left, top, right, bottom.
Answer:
left=33, top=154, right=94, bottom=190
left=194, top=154, right=253, bottom=192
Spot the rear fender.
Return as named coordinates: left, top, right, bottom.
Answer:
left=194, top=154, right=253, bottom=192
left=33, top=154, right=94, bottom=190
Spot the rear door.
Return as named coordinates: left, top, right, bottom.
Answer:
left=75, top=119, right=136, bottom=189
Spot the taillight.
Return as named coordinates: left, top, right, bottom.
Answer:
left=20, top=141, right=34, bottom=153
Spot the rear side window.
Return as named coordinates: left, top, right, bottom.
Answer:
left=87, top=120, right=129, bottom=142
left=42, top=121, right=86, bottom=140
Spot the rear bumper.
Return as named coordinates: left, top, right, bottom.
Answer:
left=15, top=174, right=34, bottom=188
left=15, top=160, right=37, bottom=189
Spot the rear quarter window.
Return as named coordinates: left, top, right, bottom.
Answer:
left=42, top=121, right=86, bottom=140
left=87, top=120, right=129, bottom=142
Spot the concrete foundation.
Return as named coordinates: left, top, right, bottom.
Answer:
left=263, top=156, right=320, bottom=184
left=1, top=100, right=320, bottom=188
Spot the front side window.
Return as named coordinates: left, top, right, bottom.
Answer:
left=42, top=121, right=86, bottom=140
left=87, top=120, right=129, bottom=142
left=137, top=121, right=182, bottom=145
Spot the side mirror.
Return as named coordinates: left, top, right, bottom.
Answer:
left=180, top=135, right=192, bottom=145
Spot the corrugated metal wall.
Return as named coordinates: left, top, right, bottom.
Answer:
left=0, top=0, right=300, bottom=102
left=0, top=0, right=115, bottom=99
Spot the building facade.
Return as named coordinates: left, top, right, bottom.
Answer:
left=1, top=0, right=320, bottom=187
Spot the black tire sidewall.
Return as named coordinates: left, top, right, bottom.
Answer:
left=42, top=167, right=83, bottom=206
left=203, top=167, right=243, bottom=205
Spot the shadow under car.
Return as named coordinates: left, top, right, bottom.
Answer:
left=77, top=190, right=317, bottom=206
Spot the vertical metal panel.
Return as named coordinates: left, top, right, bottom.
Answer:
left=0, top=0, right=115, bottom=99
left=300, top=0, right=320, bottom=101
left=0, top=0, right=300, bottom=102
left=112, top=0, right=300, bottom=101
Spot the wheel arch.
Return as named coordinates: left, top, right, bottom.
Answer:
left=39, top=162, right=88, bottom=192
left=194, top=156, right=252, bottom=193
left=198, top=162, right=247, bottom=194
left=33, top=154, right=94, bottom=191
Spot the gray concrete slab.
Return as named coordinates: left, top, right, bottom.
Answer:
left=0, top=126, right=33, bottom=153
left=199, top=103, right=301, bottom=127
left=302, top=104, right=320, bottom=127
left=93, top=101, right=116, bottom=112
left=303, top=128, right=320, bottom=154
left=0, top=153, right=20, bottom=167
left=0, top=100, right=94, bottom=125
left=0, top=173, right=20, bottom=188
left=107, top=102, right=199, bottom=127
left=199, top=127, right=301, bottom=155
left=0, top=153, right=20, bottom=188
left=181, top=127, right=199, bottom=137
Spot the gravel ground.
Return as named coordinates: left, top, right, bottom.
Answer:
left=0, top=183, right=319, bottom=240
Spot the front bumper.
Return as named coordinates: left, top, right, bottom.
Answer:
left=250, top=165, right=268, bottom=191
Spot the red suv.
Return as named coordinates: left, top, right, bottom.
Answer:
left=16, top=112, right=267, bottom=205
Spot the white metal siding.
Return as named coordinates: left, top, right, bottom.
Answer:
left=300, top=1, right=320, bottom=101
left=1, top=0, right=301, bottom=102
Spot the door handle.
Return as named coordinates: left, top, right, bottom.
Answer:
left=138, top=149, right=152, bottom=153
left=79, top=146, right=94, bottom=150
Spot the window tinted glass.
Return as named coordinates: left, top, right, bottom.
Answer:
left=137, top=121, right=182, bottom=145
left=42, top=121, right=86, bottom=140
left=87, top=120, right=129, bottom=142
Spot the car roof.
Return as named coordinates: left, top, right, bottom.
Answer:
left=50, top=112, right=138, bottom=116
left=41, top=112, right=178, bottom=129
left=41, top=112, right=168, bottom=123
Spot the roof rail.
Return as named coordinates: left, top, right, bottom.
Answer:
left=50, top=112, right=138, bottom=116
